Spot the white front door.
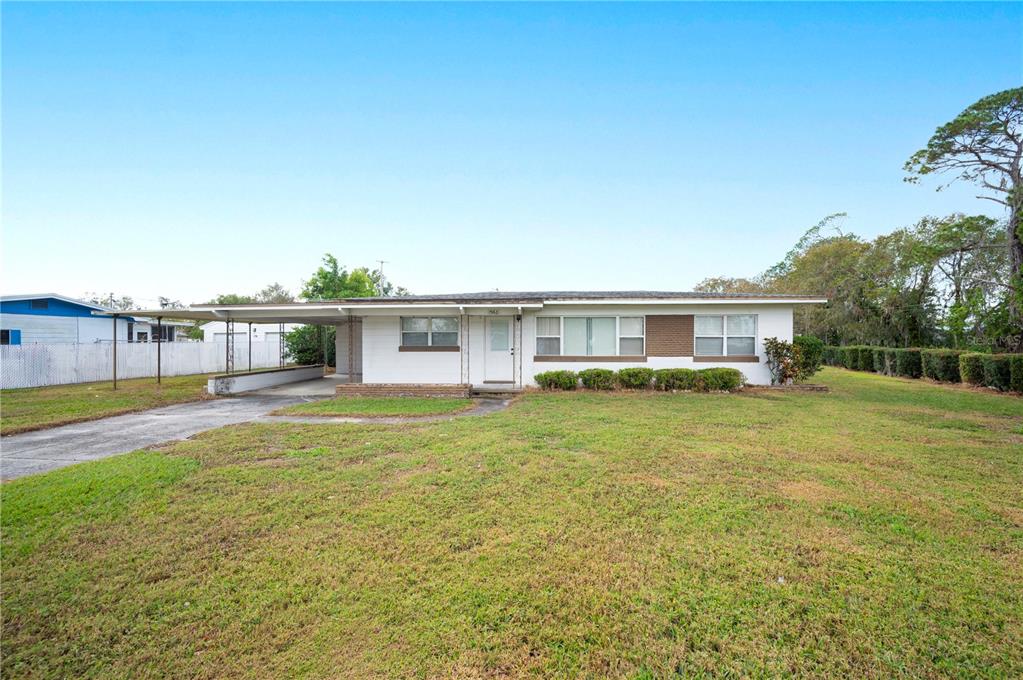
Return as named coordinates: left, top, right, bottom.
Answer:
left=484, top=317, right=514, bottom=383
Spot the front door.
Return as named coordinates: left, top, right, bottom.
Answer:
left=484, top=317, right=514, bottom=383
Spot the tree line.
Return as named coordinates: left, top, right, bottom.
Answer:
left=697, top=87, right=1022, bottom=352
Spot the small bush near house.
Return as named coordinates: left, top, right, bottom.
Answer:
left=534, top=370, right=578, bottom=390
left=893, top=349, right=923, bottom=378
left=872, top=348, right=887, bottom=374
left=616, top=368, right=655, bottom=389
left=823, top=346, right=841, bottom=366
left=654, top=368, right=699, bottom=391
left=981, top=354, right=1012, bottom=392
left=793, top=335, right=824, bottom=379
left=1009, top=355, right=1023, bottom=393
left=763, top=337, right=798, bottom=385
left=959, top=353, right=986, bottom=386
left=699, top=368, right=744, bottom=391
left=577, top=368, right=616, bottom=390
left=840, top=346, right=858, bottom=370
left=856, top=347, right=874, bottom=372
left=921, top=349, right=963, bottom=383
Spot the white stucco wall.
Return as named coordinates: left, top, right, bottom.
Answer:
left=361, top=315, right=462, bottom=384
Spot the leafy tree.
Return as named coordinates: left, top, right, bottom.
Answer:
left=905, top=87, right=1023, bottom=342
left=693, top=277, right=765, bottom=294
left=301, top=254, right=408, bottom=299
left=256, top=283, right=295, bottom=304
left=207, top=293, right=257, bottom=305
left=286, top=325, right=335, bottom=367
left=158, top=296, right=182, bottom=309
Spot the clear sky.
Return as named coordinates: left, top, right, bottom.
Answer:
left=3, top=2, right=1021, bottom=306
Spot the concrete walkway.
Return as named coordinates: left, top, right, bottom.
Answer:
left=1, top=392, right=511, bottom=481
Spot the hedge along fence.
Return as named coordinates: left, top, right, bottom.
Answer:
left=533, top=367, right=745, bottom=393
left=823, top=346, right=1023, bottom=393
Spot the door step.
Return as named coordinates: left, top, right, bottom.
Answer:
left=471, top=383, right=522, bottom=396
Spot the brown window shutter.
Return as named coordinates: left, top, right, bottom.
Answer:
left=646, top=315, right=694, bottom=357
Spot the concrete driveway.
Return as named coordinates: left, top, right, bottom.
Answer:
left=0, top=394, right=309, bottom=481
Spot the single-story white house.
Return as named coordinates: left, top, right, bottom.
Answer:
left=199, top=321, right=301, bottom=344
left=128, top=291, right=826, bottom=388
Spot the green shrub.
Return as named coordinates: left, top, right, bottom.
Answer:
left=1009, top=355, right=1023, bottom=393
left=959, top=353, right=986, bottom=386
left=857, top=347, right=874, bottom=372
left=872, top=348, right=886, bottom=374
left=823, top=346, right=841, bottom=366
left=654, top=368, right=699, bottom=391
left=698, top=367, right=744, bottom=391
left=883, top=349, right=898, bottom=376
left=534, top=370, right=577, bottom=390
left=577, top=368, right=616, bottom=390
left=793, top=335, right=824, bottom=380
left=616, top=367, right=655, bottom=389
left=893, top=349, right=922, bottom=378
left=840, top=346, right=858, bottom=370
left=921, top=349, right=963, bottom=383
left=981, top=354, right=1012, bottom=391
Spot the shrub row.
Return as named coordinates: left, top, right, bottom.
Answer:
left=534, top=367, right=745, bottom=392
left=823, top=345, right=1022, bottom=392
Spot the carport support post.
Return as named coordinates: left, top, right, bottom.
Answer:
left=318, top=324, right=324, bottom=365
left=112, top=314, right=118, bottom=390
left=248, top=322, right=252, bottom=372
left=156, top=316, right=162, bottom=384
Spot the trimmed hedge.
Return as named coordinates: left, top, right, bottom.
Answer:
left=700, top=367, right=744, bottom=391
left=1010, top=355, right=1023, bottom=393
left=616, top=367, right=655, bottom=389
left=535, top=370, right=577, bottom=390
left=921, top=349, right=963, bottom=383
left=893, top=349, right=922, bottom=378
left=577, top=368, right=616, bottom=390
left=793, top=335, right=824, bottom=379
left=981, top=354, right=1012, bottom=392
left=959, top=353, right=986, bottom=386
left=654, top=368, right=699, bottom=391
left=823, top=345, right=1022, bottom=393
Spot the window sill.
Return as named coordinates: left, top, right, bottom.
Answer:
left=534, top=355, right=647, bottom=362
left=693, top=355, right=759, bottom=363
left=399, top=346, right=460, bottom=352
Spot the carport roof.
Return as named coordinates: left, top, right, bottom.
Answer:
left=95, top=291, right=826, bottom=323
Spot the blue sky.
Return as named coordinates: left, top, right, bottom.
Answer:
left=3, top=2, right=1021, bottom=305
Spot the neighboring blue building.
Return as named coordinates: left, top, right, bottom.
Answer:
left=0, top=294, right=133, bottom=345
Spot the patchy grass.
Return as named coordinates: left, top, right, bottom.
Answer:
left=2, top=367, right=1021, bottom=677
left=275, top=396, right=476, bottom=417
left=0, top=374, right=214, bottom=435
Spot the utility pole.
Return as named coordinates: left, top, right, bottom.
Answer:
left=376, top=260, right=389, bottom=295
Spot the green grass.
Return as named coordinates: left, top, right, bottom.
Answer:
left=275, top=396, right=476, bottom=417
left=2, top=368, right=1021, bottom=677
left=0, top=374, right=214, bottom=435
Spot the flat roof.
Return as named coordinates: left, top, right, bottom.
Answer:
left=97, top=290, right=826, bottom=324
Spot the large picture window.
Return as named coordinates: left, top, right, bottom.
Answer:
left=401, top=317, right=459, bottom=347
left=695, top=314, right=756, bottom=356
left=535, top=316, right=645, bottom=356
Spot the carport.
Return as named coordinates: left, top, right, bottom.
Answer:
left=94, top=302, right=359, bottom=394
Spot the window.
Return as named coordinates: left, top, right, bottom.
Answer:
left=401, top=317, right=459, bottom=347
left=534, top=316, right=646, bottom=356
left=535, top=317, right=561, bottom=355
left=31, top=299, right=48, bottom=310
left=0, top=330, right=9, bottom=345
left=619, top=317, right=644, bottom=355
left=127, top=322, right=134, bottom=342
left=695, top=314, right=756, bottom=356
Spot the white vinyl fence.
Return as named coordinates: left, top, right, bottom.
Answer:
left=1, top=341, right=288, bottom=389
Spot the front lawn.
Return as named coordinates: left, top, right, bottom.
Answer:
left=2, top=368, right=1021, bottom=677
left=0, top=374, right=213, bottom=435
left=275, top=396, right=476, bottom=417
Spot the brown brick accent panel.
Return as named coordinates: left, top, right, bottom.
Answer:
left=336, top=383, right=471, bottom=398
left=645, top=315, right=694, bottom=357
